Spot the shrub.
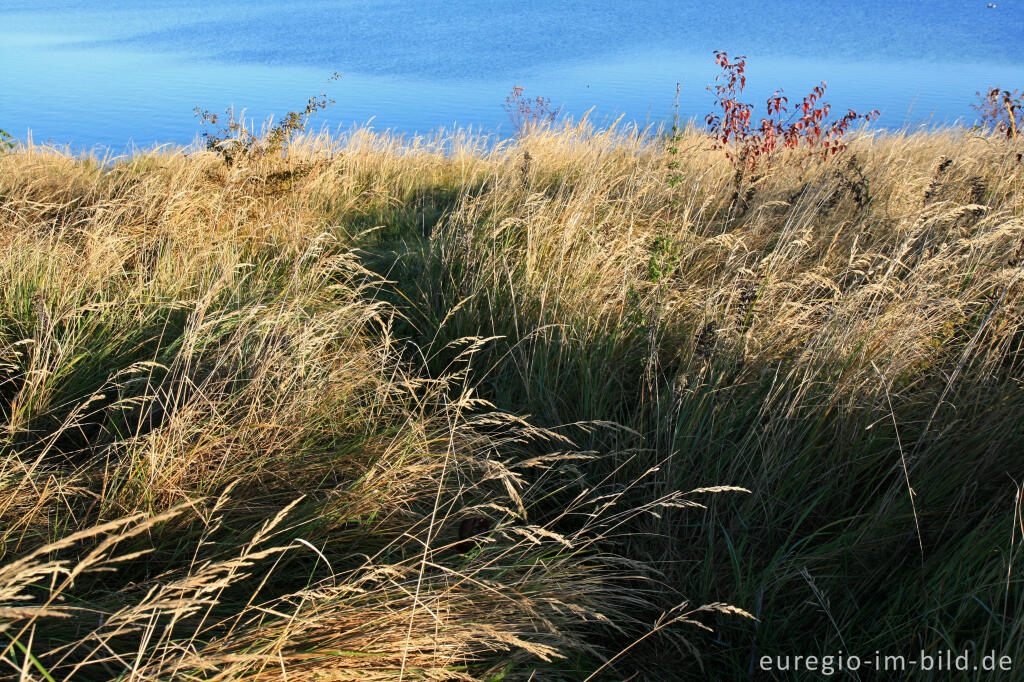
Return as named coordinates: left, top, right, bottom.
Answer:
left=503, top=86, right=560, bottom=138
left=194, top=73, right=340, bottom=166
left=705, top=51, right=878, bottom=173
left=0, top=128, right=13, bottom=152
left=973, top=87, right=1023, bottom=138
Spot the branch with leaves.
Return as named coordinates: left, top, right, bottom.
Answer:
left=705, top=51, right=878, bottom=173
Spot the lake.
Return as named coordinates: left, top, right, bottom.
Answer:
left=2, top=1, right=1023, bottom=153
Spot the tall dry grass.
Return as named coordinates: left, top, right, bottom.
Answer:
left=1, top=117, right=1022, bottom=679
left=0, top=127, right=749, bottom=681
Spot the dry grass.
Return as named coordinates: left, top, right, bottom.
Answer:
left=0, top=118, right=1022, bottom=679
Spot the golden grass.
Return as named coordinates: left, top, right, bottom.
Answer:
left=0, top=119, right=1021, bottom=679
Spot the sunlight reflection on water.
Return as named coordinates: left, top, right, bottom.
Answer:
left=2, top=1, right=1022, bottom=152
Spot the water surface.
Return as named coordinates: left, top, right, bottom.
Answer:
left=2, top=1, right=1022, bottom=152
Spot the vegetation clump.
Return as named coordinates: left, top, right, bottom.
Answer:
left=974, top=86, right=1024, bottom=138
left=0, top=102, right=1022, bottom=679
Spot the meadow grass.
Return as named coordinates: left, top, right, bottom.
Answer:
left=0, top=119, right=1021, bottom=680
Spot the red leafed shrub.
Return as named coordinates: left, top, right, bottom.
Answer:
left=973, top=88, right=1023, bottom=138
left=504, top=86, right=560, bottom=138
left=705, top=51, right=879, bottom=172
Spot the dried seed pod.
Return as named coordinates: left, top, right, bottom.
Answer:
left=923, top=157, right=953, bottom=205
left=520, top=150, right=532, bottom=189
left=967, top=176, right=987, bottom=204
left=694, top=322, right=718, bottom=361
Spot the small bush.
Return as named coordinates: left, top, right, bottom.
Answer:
left=503, top=86, right=560, bottom=138
left=973, top=87, right=1024, bottom=138
left=194, top=73, right=340, bottom=166
left=705, top=51, right=878, bottom=173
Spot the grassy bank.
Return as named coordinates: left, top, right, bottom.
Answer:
left=1, top=120, right=1022, bottom=680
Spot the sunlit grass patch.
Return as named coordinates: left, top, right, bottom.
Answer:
left=0, top=119, right=1021, bottom=679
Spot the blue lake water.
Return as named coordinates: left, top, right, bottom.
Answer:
left=2, top=1, right=1023, bottom=153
